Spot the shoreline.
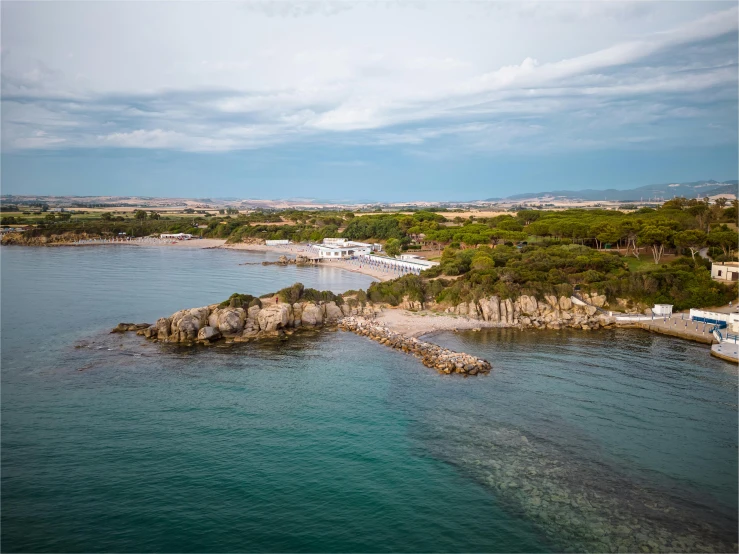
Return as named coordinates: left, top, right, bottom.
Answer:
left=10, top=238, right=737, bottom=357
left=219, top=242, right=394, bottom=282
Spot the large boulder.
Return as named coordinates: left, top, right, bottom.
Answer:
left=292, top=303, right=303, bottom=327
left=257, top=304, right=291, bottom=332
left=499, top=299, right=508, bottom=323
left=169, top=309, right=190, bottom=333
left=504, top=298, right=514, bottom=324
left=519, top=295, right=538, bottom=316
left=197, top=326, right=221, bottom=341
left=156, top=317, right=172, bottom=340
left=301, top=303, right=323, bottom=326
left=188, top=307, right=209, bottom=328
left=217, top=308, right=246, bottom=335
left=324, top=301, right=344, bottom=322
left=176, top=315, right=200, bottom=341
left=589, top=293, right=607, bottom=308
left=559, top=296, right=572, bottom=311
left=545, top=295, right=559, bottom=309
left=479, top=296, right=500, bottom=322
left=247, top=305, right=261, bottom=321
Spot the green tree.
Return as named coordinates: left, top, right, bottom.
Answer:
left=385, top=238, right=401, bottom=257
left=673, top=230, right=707, bottom=260
left=590, top=222, right=620, bottom=250
left=134, top=210, right=148, bottom=220
left=707, top=227, right=739, bottom=257
left=638, top=225, right=674, bottom=264
left=149, top=211, right=161, bottom=220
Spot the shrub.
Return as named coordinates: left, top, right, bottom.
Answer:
left=220, top=293, right=257, bottom=308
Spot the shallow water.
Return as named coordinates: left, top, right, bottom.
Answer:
left=2, top=247, right=737, bottom=552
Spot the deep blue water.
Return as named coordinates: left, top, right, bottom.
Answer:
left=2, top=246, right=737, bottom=552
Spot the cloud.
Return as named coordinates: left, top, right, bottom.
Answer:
left=1, top=2, right=736, bottom=155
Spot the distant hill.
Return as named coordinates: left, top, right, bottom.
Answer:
left=491, top=180, right=738, bottom=202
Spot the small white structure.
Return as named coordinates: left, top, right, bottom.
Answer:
left=161, top=233, right=192, bottom=240
left=323, top=238, right=350, bottom=246
left=711, top=262, right=739, bottom=282
left=322, top=238, right=381, bottom=251
left=652, top=304, right=673, bottom=316
left=265, top=239, right=291, bottom=246
left=730, top=313, right=739, bottom=333
left=690, top=309, right=732, bottom=326
left=356, top=254, right=439, bottom=275
left=398, top=254, right=439, bottom=269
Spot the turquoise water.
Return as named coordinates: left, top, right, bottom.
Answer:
left=2, top=247, right=737, bottom=552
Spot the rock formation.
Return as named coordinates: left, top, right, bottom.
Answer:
left=442, top=294, right=617, bottom=330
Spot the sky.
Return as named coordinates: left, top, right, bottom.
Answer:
left=1, top=0, right=737, bottom=202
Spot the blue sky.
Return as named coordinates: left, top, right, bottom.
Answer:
left=2, top=1, right=737, bottom=202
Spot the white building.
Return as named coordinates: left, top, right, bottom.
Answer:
left=355, top=254, right=440, bottom=275
left=398, top=254, right=440, bottom=269
left=265, top=239, right=291, bottom=246
left=730, top=313, right=739, bottom=333
left=310, top=238, right=383, bottom=259
left=652, top=304, right=673, bottom=316
left=161, top=233, right=193, bottom=240
left=313, top=240, right=373, bottom=259
left=711, top=262, right=739, bottom=282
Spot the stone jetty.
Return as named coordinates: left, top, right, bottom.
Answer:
left=338, top=316, right=491, bottom=376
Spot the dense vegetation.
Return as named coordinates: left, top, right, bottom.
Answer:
left=364, top=244, right=735, bottom=311
left=4, top=197, right=737, bottom=311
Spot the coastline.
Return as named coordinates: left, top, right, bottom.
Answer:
left=219, top=242, right=394, bottom=282
left=11, top=238, right=737, bottom=355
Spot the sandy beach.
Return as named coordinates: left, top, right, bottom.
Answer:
left=374, top=308, right=503, bottom=338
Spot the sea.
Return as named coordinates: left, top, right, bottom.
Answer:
left=2, top=246, right=737, bottom=552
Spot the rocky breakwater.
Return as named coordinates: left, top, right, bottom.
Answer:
left=260, top=255, right=312, bottom=266
left=114, top=298, right=380, bottom=345
left=338, top=316, right=491, bottom=376
left=441, top=293, right=616, bottom=330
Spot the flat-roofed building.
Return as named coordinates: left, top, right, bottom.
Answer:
left=711, top=262, right=739, bottom=282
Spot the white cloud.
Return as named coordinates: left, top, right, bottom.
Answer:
left=1, top=1, right=736, bottom=153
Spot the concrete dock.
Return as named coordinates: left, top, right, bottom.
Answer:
left=617, top=314, right=718, bottom=345
left=711, top=342, right=739, bottom=364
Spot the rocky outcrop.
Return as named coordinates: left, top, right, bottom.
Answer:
left=120, top=297, right=377, bottom=346
left=444, top=294, right=617, bottom=330
left=301, top=303, right=323, bottom=326
left=323, top=301, right=343, bottom=322
left=257, top=304, right=290, bottom=332
left=197, top=326, right=221, bottom=342
left=260, top=255, right=314, bottom=266
left=111, top=322, right=151, bottom=333
left=339, top=317, right=491, bottom=376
